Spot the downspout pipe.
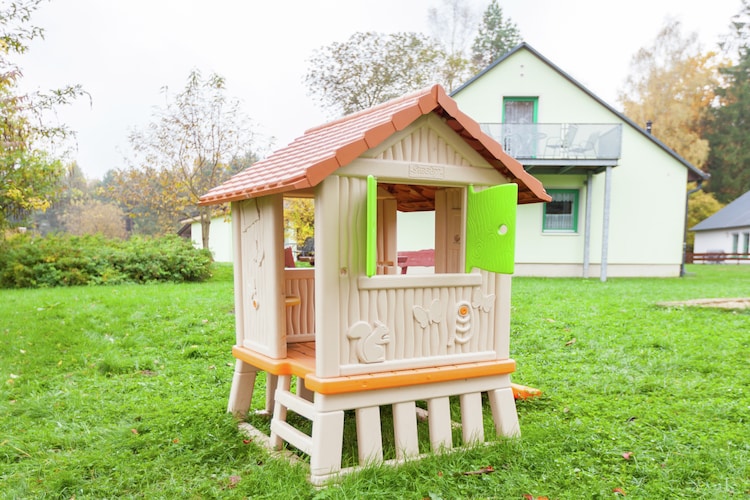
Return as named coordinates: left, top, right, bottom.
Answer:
left=681, top=179, right=705, bottom=277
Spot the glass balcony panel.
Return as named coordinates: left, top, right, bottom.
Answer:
left=480, top=123, right=622, bottom=161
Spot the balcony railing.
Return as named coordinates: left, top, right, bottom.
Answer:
left=480, top=123, right=622, bottom=161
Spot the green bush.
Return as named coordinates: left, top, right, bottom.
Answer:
left=0, top=233, right=213, bottom=288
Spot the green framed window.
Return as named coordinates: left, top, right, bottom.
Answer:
left=543, top=189, right=579, bottom=232
left=502, top=97, right=538, bottom=123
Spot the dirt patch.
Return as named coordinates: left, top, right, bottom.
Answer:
left=657, top=298, right=750, bottom=310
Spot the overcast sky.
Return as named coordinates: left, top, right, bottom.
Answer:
left=16, top=0, right=743, bottom=180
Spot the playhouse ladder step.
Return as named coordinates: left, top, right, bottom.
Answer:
left=269, top=375, right=345, bottom=478
left=270, top=390, right=315, bottom=455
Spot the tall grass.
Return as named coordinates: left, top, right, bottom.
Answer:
left=1, top=265, right=748, bottom=499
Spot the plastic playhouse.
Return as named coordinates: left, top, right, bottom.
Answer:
left=199, top=84, right=549, bottom=485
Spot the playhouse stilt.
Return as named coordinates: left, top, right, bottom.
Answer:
left=227, top=360, right=257, bottom=417
left=488, top=387, right=521, bottom=437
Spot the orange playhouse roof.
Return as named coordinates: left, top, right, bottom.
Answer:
left=199, top=84, right=550, bottom=206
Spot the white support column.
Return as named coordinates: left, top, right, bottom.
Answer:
left=583, top=172, right=593, bottom=279
left=600, top=166, right=613, bottom=282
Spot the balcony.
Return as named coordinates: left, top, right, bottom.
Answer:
left=480, top=123, right=622, bottom=174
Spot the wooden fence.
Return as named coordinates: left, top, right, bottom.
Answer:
left=686, top=252, right=750, bottom=264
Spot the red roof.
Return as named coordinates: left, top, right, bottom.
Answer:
left=199, top=85, right=549, bottom=206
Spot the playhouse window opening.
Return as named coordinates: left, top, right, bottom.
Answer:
left=378, top=182, right=463, bottom=275
left=283, top=195, right=315, bottom=267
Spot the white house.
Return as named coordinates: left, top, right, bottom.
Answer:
left=691, top=189, right=750, bottom=257
left=451, top=43, right=709, bottom=279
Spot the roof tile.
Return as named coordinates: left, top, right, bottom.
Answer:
left=200, top=84, right=549, bottom=206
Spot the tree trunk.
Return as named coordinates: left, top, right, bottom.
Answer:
left=199, top=207, right=211, bottom=252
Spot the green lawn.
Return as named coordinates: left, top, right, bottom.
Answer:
left=1, top=264, right=748, bottom=499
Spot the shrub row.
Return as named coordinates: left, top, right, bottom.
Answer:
left=0, top=233, right=213, bottom=288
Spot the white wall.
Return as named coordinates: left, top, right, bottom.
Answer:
left=694, top=227, right=750, bottom=254
left=191, top=216, right=234, bottom=263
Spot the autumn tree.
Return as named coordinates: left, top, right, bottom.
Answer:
left=60, top=199, right=127, bottom=239
left=0, top=0, right=84, bottom=231
left=109, top=164, right=191, bottom=236
left=123, top=69, right=256, bottom=248
left=618, top=19, right=723, bottom=169
left=686, top=188, right=724, bottom=249
left=471, top=0, right=522, bottom=71
left=284, top=198, right=314, bottom=248
left=305, top=31, right=443, bottom=116
left=33, top=161, right=86, bottom=233
left=704, top=0, right=750, bottom=203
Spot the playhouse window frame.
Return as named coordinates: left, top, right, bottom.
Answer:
left=366, top=175, right=467, bottom=277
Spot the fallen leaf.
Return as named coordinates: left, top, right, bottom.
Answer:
left=545, top=318, right=556, bottom=323
left=565, top=338, right=576, bottom=346
left=613, top=487, right=626, bottom=495
left=130, top=429, right=139, bottom=435
left=242, top=439, right=252, bottom=445
left=622, top=452, right=633, bottom=460
left=172, top=438, right=180, bottom=444
left=227, top=475, right=241, bottom=489
left=461, top=465, right=494, bottom=476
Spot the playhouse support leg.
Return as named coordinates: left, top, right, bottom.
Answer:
left=392, top=401, right=419, bottom=460
left=355, top=406, right=383, bottom=465
left=488, top=386, right=520, bottom=437
left=265, top=374, right=279, bottom=414
left=227, top=359, right=258, bottom=417
left=297, top=376, right=314, bottom=402
left=460, top=392, right=485, bottom=445
left=427, top=396, right=453, bottom=453
left=310, top=409, right=345, bottom=478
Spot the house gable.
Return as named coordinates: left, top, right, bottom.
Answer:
left=452, top=43, right=708, bottom=183
left=365, top=114, right=489, bottom=169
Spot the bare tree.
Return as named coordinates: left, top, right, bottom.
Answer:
left=127, top=69, right=256, bottom=250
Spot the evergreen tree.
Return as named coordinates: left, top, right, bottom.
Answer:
left=704, top=0, right=750, bottom=203
left=470, top=0, right=522, bottom=71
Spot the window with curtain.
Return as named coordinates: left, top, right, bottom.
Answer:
left=543, top=189, right=579, bottom=232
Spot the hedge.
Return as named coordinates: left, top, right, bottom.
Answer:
left=0, top=233, right=213, bottom=288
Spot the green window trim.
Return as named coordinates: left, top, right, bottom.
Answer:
left=366, top=175, right=377, bottom=277
left=543, top=189, right=579, bottom=233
